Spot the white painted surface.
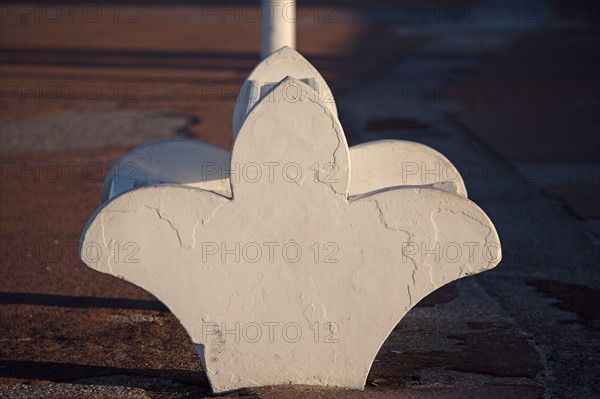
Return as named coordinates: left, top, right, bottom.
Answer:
left=234, top=46, right=337, bottom=139
left=349, top=140, right=468, bottom=198
left=261, top=0, right=296, bottom=59
left=100, top=139, right=231, bottom=202
left=81, top=78, right=501, bottom=392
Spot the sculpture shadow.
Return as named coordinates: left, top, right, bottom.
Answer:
left=0, top=292, right=167, bottom=312
left=0, top=359, right=210, bottom=394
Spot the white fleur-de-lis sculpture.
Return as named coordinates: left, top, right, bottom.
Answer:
left=81, top=47, right=500, bottom=393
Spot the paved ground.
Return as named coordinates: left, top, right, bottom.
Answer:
left=1, top=1, right=599, bottom=398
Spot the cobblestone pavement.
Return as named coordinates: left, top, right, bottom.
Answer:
left=1, top=1, right=598, bottom=398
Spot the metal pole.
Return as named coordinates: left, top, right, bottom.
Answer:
left=261, top=0, right=296, bottom=59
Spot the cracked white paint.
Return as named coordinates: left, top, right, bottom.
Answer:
left=80, top=50, right=501, bottom=393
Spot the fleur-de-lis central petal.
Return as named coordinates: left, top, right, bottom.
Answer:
left=230, top=77, right=350, bottom=203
